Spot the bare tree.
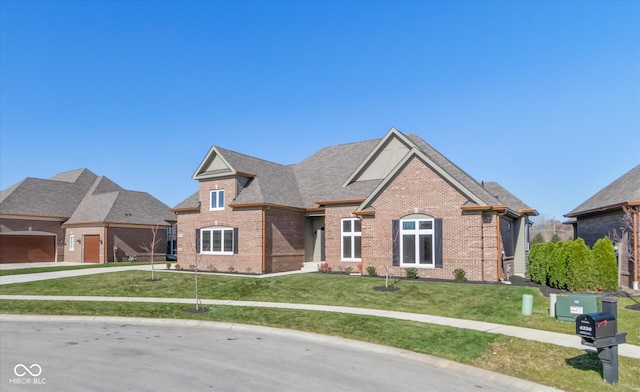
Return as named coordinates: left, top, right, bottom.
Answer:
left=183, top=229, right=205, bottom=311
left=141, top=224, right=161, bottom=281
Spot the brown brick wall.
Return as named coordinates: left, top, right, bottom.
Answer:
left=177, top=178, right=265, bottom=274
left=266, top=209, right=306, bottom=273
left=324, top=157, right=500, bottom=281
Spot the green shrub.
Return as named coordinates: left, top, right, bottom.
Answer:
left=567, top=238, right=595, bottom=291
left=549, top=241, right=569, bottom=289
left=453, top=268, right=466, bottom=282
left=366, top=266, right=377, bottom=277
left=527, top=242, right=552, bottom=284
left=405, top=268, right=418, bottom=279
left=592, top=237, right=618, bottom=291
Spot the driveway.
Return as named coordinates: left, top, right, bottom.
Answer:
left=1, top=317, right=557, bottom=392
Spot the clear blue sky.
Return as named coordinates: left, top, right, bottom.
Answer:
left=1, top=0, right=638, bottom=221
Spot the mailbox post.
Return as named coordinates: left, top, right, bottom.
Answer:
left=575, top=298, right=627, bottom=384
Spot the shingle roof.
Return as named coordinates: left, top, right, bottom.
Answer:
left=565, top=164, right=640, bottom=217
left=180, top=128, right=536, bottom=215
left=1, top=169, right=175, bottom=226
left=216, top=147, right=304, bottom=207
left=0, top=169, right=97, bottom=217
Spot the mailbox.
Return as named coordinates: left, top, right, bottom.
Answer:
left=576, top=312, right=617, bottom=341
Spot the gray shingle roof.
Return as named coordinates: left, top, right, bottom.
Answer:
left=216, top=147, right=304, bottom=207
left=180, top=129, right=536, bottom=215
left=565, top=164, right=640, bottom=217
left=1, top=169, right=175, bottom=226
left=0, top=169, right=97, bottom=217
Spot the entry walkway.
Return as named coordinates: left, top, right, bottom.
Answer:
left=1, top=264, right=639, bottom=359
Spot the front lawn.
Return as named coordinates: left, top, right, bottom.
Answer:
left=1, top=271, right=638, bottom=344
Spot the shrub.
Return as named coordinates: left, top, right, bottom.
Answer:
left=174, top=263, right=181, bottom=270
left=592, top=237, right=618, bottom=291
left=165, top=262, right=172, bottom=270
left=405, top=267, right=418, bottom=279
left=548, top=241, right=569, bottom=289
left=344, top=266, right=353, bottom=274
left=567, top=238, right=595, bottom=291
left=319, top=262, right=331, bottom=273
left=527, top=242, right=552, bottom=284
left=453, top=268, right=466, bottom=282
left=366, top=266, right=377, bottom=277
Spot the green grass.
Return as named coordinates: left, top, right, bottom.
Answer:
left=2, top=271, right=638, bottom=344
left=1, top=271, right=639, bottom=391
left=1, top=299, right=639, bottom=392
left=0, top=262, right=153, bottom=276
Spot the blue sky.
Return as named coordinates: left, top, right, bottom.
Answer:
left=1, top=0, right=638, bottom=221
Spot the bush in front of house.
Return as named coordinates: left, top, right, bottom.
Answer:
left=548, top=241, right=569, bottom=289
left=566, top=238, right=594, bottom=291
left=405, top=267, right=418, bottom=279
left=527, top=241, right=552, bottom=285
left=528, top=237, right=618, bottom=292
left=592, top=237, right=618, bottom=291
left=366, top=266, right=377, bottom=277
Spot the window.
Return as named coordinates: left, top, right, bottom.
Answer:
left=400, top=217, right=434, bottom=267
left=200, top=227, right=235, bottom=254
left=341, top=218, right=361, bottom=261
left=210, top=189, right=225, bottom=210
left=69, top=235, right=75, bottom=251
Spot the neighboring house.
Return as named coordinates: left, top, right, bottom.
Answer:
left=174, top=128, right=537, bottom=281
left=564, top=164, right=640, bottom=289
left=0, top=168, right=177, bottom=263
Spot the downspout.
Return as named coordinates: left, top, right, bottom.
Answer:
left=496, top=210, right=507, bottom=281
left=262, top=206, right=267, bottom=273
left=634, top=208, right=639, bottom=287
left=480, top=214, right=485, bottom=282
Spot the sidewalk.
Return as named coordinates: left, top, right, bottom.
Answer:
left=1, top=264, right=639, bottom=359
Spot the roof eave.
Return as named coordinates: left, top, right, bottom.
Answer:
left=564, top=200, right=640, bottom=218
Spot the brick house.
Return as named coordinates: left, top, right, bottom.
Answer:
left=174, top=128, right=537, bottom=281
left=0, top=168, right=176, bottom=263
left=564, top=164, right=640, bottom=289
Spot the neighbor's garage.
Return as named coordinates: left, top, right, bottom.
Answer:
left=0, top=232, right=56, bottom=263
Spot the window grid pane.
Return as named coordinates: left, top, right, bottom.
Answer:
left=223, top=230, right=233, bottom=252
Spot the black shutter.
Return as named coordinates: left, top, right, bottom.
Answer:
left=233, top=228, right=239, bottom=254
left=195, top=229, right=200, bottom=253
left=392, top=220, right=400, bottom=266
left=434, top=218, right=443, bottom=268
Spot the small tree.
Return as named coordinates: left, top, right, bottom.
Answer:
left=141, top=224, right=161, bottom=281
left=183, top=229, right=205, bottom=312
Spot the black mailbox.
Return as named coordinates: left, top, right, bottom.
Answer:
left=576, top=312, right=617, bottom=341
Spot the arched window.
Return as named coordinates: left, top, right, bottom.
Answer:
left=399, top=216, right=435, bottom=267
left=392, top=214, right=442, bottom=269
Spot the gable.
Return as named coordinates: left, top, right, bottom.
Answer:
left=192, top=147, right=234, bottom=180
left=356, top=136, right=411, bottom=181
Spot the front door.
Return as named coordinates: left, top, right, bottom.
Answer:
left=84, top=235, right=100, bottom=263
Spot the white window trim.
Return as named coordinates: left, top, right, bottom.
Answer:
left=400, top=217, right=435, bottom=268
left=341, top=218, right=362, bottom=262
left=210, top=189, right=225, bottom=211
left=69, top=235, right=75, bottom=251
left=200, top=227, right=234, bottom=255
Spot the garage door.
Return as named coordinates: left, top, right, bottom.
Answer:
left=0, top=234, right=56, bottom=263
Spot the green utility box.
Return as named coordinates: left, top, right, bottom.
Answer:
left=555, top=294, right=599, bottom=322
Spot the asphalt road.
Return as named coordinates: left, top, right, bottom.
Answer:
left=0, top=318, right=553, bottom=392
